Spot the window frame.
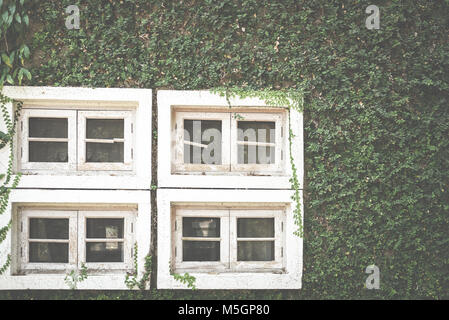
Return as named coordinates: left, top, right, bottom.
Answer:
left=230, top=112, right=285, bottom=174
left=19, top=109, right=77, bottom=171
left=19, top=209, right=78, bottom=272
left=174, top=208, right=229, bottom=272
left=173, top=111, right=231, bottom=173
left=229, top=209, right=284, bottom=271
left=172, top=206, right=285, bottom=273
left=78, top=210, right=136, bottom=271
left=18, top=207, right=136, bottom=274
left=172, top=109, right=286, bottom=175
left=77, top=110, right=134, bottom=171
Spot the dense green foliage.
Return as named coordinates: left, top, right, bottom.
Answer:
left=2, top=0, right=448, bottom=299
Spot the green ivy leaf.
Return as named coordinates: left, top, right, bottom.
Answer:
left=1, top=54, right=11, bottom=68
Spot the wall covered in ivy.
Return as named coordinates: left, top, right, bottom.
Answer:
left=2, top=0, right=449, bottom=299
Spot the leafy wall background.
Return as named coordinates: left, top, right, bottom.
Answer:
left=1, top=0, right=448, bottom=299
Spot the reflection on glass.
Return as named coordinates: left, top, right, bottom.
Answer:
left=29, top=118, right=68, bottom=138
left=237, top=241, right=274, bottom=261
left=183, top=217, right=220, bottom=238
left=29, top=218, right=69, bottom=239
left=86, top=142, right=124, bottom=162
left=85, top=119, right=125, bottom=163
left=237, top=121, right=275, bottom=164
left=86, top=119, right=124, bottom=139
left=183, top=241, right=220, bottom=261
left=183, top=120, right=222, bottom=164
left=29, top=142, right=68, bottom=162
left=237, top=218, right=274, bottom=238
left=86, top=218, right=124, bottom=239
left=29, top=242, right=69, bottom=263
left=86, top=242, right=123, bottom=262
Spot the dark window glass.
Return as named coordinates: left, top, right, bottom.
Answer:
left=183, top=217, right=220, bottom=238
left=237, top=218, right=274, bottom=238
left=86, top=142, right=124, bottom=162
left=29, top=142, right=68, bottom=162
left=29, top=242, right=68, bottom=263
left=29, top=218, right=69, bottom=239
left=86, top=119, right=124, bottom=139
left=86, top=218, right=124, bottom=239
left=29, top=118, right=68, bottom=138
left=86, top=242, right=123, bottom=262
left=237, top=241, right=274, bottom=261
left=183, top=241, right=220, bottom=261
left=237, top=121, right=275, bottom=164
left=183, top=120, right=222, bottom=164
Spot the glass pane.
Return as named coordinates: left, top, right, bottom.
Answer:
left=29, top=218, right=69, bottom=239
left=29, top=118, right=68, bottom=138
left=29, top=141, right=68, bottom=162
left=183, top=120, right=222, bottom=164
left=86, top=142, right=124, bottom=162
left=86, top=242, right=123, bottom=262
left=183, top=241, right=220, bottom=261
left=237, top=121, right=275, bottom=164
left=237, top=218, right=274, bottom=238
left=29, top=242, right=68, bottom=263
left=183, top=217, right=220, bottom=238
left=237, top=241, right=274, bottom=261
left=86, top=119, right=124, bottom=139
left=86, top=218, right=124, bottom=239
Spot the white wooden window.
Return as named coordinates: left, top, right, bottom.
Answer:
left=173, top=207, right=284, bottom=273
left=19, top=109, right=134, bottom=172
left=20, top=109, right=77, bottom=171
left=78, top=210, right=135, bottom=271
left=173, top=112, right=230, bottom=173
left=172, top=109, right=285, bottom=175
left=18, top=208, right=136, bottom=273
left=78, top=111, right=133, bottom=171
left=230, top=112, right=284, bottom=174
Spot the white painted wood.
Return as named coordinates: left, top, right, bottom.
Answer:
left=157, top=189, right=303, bottom=289
left=19, top=109, right=77, bottom=171
left=77, top=110, right=134, bottom=171
left=158, top=90, right=303, bottom=189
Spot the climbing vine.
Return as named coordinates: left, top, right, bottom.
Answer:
left=212, top=86, right=306, bottom=237
left=0, top=93, right=22, bottom=275
left=125, top=242, right=153, bottom=290
left=0, top=0, right=30, bottom=275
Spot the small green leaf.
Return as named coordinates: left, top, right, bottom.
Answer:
left=23, top=68, right=31, bottom=80
left=6, top=74, right=14, bottom=84
left=15, top=13, right=21, bottom=24
left=1, top=54, right=12, bottom=68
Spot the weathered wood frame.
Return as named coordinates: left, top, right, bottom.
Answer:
left=173, top=111, right=230, bottom=173
left=78, top=210, right=136, bottom=272
left=230, top=112, right=285, bottom=175
left=172, top=206, right=285, bottom=273
left=19, top=109, right=77, bottom=171
left=19, top=208, right=78, bottom=272
left=77, top=110, right=134, bottom=171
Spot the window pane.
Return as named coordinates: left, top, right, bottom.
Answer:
left=86, top=242, right=123, bottom=262
left=29, top=118, right=68, bottom=138
left=86, top=142, right=124, bottom=162
left=237, top=218, right=274, bottom=238
left=183, top=217, right=220, bottom=238
left=29, top=141, right=68, bottom=162
left=29, top=218, right=69, bottom=239
left=29, top=242, right=68, bottom=263
left=86, top=218, right=124, bottom=239
left=184, top=120, right=222, bottom=164
left=237, top=241, right=274, bottom=261
left=237, top=121, right=275, bottom=164
left=86, top=119, right=124, bottom=139
left=183, top=241, right=220, bottom=261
